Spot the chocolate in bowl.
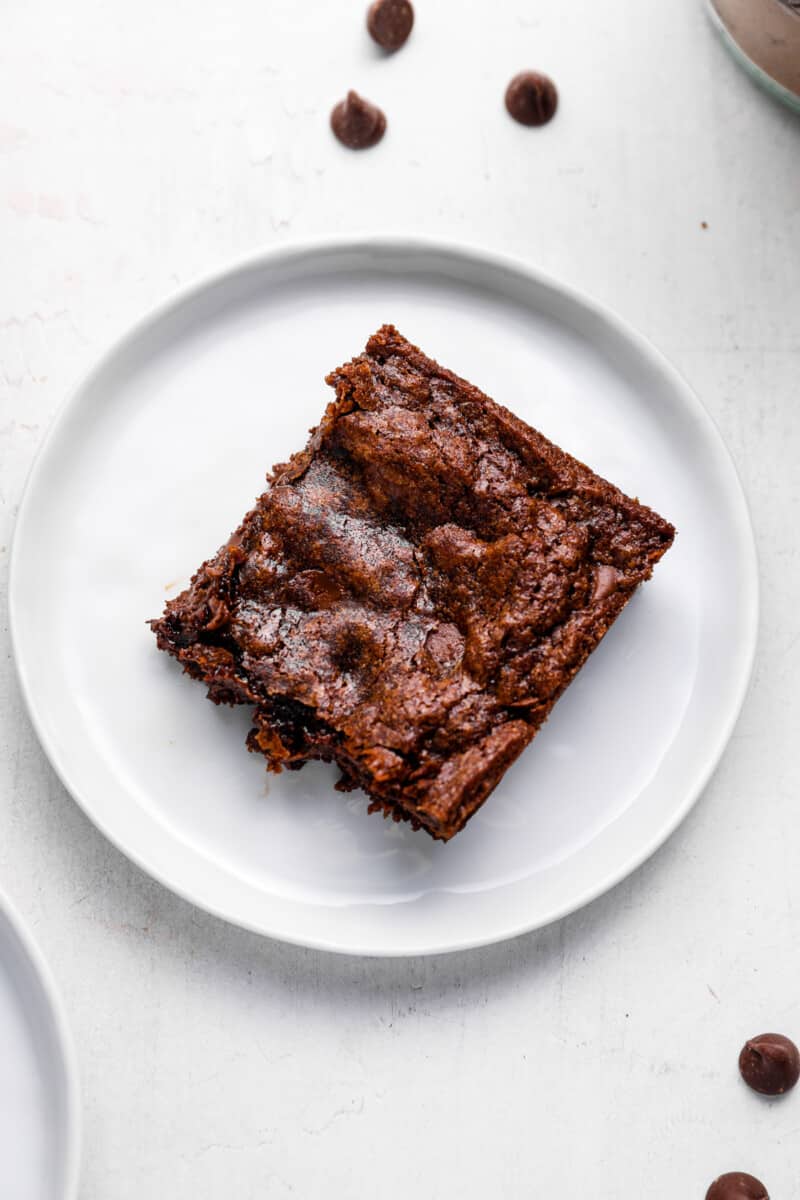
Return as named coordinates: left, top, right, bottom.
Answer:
left=709, top=0, right=800, bottom=110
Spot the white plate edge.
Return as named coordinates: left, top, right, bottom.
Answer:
left=8, top=233, right=760, bottom=957
left=0, top=886, right=82, bottom=1197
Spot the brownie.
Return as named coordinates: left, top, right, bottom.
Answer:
left=151, top=325, right=675, bottom=841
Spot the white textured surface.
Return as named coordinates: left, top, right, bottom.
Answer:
left=0, top=0, right=798, bottom=1195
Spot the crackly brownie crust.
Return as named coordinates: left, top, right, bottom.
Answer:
left=151, top=325, right=675, bottom=840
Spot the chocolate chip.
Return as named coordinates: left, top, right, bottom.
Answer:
left=592, top=564, right=622, bottom=602
left=505, top=71, right=558, bottom=126
left=330, top=91, right=387, bottom=150
left=706, top=1173, right=769, bottom=1200
left=739, top=1032, right=800, bottom=1096
left=367, top=0, right=414, bottom=50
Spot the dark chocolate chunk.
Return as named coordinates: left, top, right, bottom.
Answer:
left=330, top=90, right=387, bottom=150
left=592, top=564, right=621, bottom=602
left=739, top=1032, right=800, bottom=1096
left=367, top=0, right=414, bottom=50
left=706, top=1173, right=769, bottom=1200
left=505, top=71, right=558, bottom=126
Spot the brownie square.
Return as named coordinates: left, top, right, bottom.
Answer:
left=151, top=326, right=675, bottom=840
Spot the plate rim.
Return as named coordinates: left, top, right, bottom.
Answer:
left=9, top=234, right=759, bottom=956
left=0, top=887, right=82, bottom=1198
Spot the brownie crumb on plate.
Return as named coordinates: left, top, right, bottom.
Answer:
left=151, top=325, right=674, bottom=840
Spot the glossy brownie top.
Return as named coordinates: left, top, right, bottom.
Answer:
left=152, top=325, right=675, bottom=839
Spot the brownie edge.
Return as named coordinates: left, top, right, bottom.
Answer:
left=151, top=325, right=675, bottom=840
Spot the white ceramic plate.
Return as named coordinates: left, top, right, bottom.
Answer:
left=10, top=238, right=757, bottom=956
left=0, top=889, right=80, bottom=1198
